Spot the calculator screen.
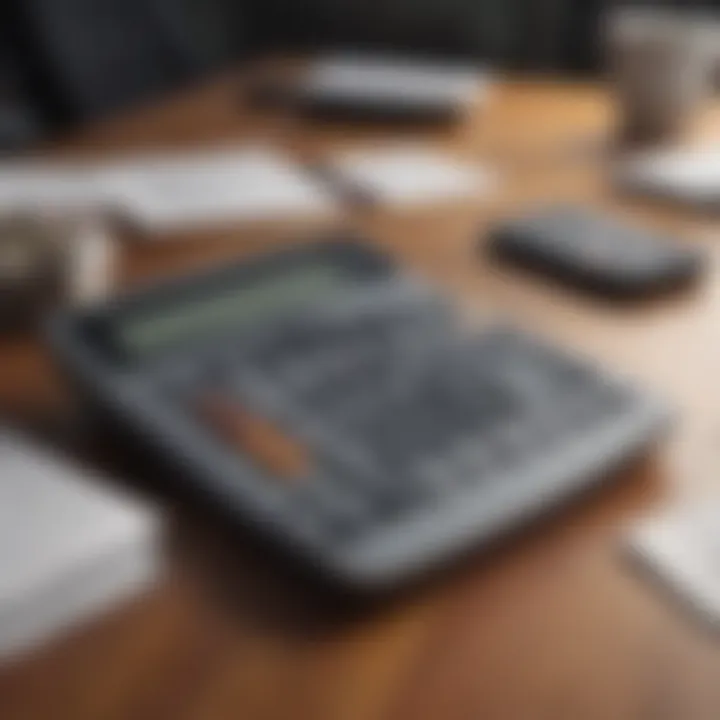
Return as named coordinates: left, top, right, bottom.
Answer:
left=115, top=264, right=349, bottom=358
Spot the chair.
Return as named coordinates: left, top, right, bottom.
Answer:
left=14, top=0, right=218, bottom=124
left=0, top=18, right=45, bottom=150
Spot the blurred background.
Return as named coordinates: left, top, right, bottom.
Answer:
left=1, top=0, right=718, bottom=149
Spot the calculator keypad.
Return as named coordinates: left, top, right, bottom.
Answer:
left=177, top=319, right=632, bottom=542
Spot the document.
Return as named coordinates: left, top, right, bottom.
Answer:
left=0, top=147, right=337, bottom=234
left=628, top=498, right=720, bottom=627
left=0, top=431, right=161, bottom=659
left=329, top=145, right=495, bottom=206
left=619, top=145, right=720, bottom=207
left=101, top=147, right=337, bottom=233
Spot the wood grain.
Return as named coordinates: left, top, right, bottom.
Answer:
left=2, top=73, right=720, bottom=720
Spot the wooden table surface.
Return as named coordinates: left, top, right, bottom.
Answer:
left=3, top=73, right=720, bottom=720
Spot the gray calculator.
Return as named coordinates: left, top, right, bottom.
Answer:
left=50, top=239, right=668, bottom=590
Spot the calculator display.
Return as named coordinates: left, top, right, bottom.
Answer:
left=116, top=264, right=348, bottom=358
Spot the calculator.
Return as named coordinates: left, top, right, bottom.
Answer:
left=50, top=239, right=669, bottom=590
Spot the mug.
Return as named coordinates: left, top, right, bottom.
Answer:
left=606, top=7, right=717, bottom=147
left=0, top=212, right=116, bottom=334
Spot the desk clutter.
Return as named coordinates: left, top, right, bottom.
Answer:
left=0, top=145, right=494, bottom=236
left=6, top=47, right=720, bottom=661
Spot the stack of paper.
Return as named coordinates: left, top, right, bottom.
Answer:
left=0, top=431, right=161, bottom=659
left=0, top=144, right=493, bottom=230
left=102, top=147, right=337, bottom=233
left=0, top=147, right=337, bottom=235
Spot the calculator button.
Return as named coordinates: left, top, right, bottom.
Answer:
left=196, top=395, right=312, bottom=482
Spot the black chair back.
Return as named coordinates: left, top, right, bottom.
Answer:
left=16, top=0, right=212, bottom=123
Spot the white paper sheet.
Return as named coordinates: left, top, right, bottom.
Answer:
left=620, top=146, right=720, bottom=205
left=628, top=499, right=720, bottom=626
left=331, top=146, right=495, bottom=206
left=101, top=147, right=337, bottom=233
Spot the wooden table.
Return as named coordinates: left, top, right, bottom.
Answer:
left=3, top=74, right=720, bottom=720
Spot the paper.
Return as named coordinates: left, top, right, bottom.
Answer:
left=0, top=147, right=337, bottom=234
left=102, top=147, right=337, bottom=233
left=330, top=146, right=495, bottom=206
left=620, top=146, right=720, bottom=205
left=0, top=164, right=110, bottom=212
left=0, top=431, right=161, bottom=659
left=627, top=499, right=720, bottom=626
left=305, top=54, right=487, bottom=106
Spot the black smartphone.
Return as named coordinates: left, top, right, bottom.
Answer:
left=487, top=206, right=704, bottom=300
